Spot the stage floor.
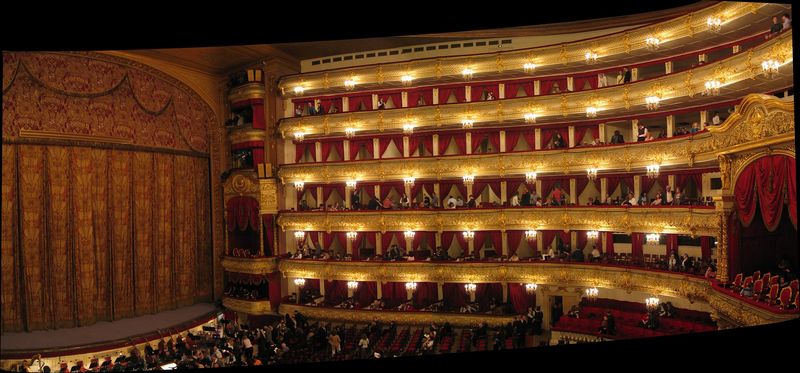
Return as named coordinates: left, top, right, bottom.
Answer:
left=1, top=303, right=217, bottom=352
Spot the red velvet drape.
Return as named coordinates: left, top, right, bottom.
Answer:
left=440, top=180, right=467, bottom=200
left=574, top=73, right=599, bottom=91
left=319, top=97, right=341, bottom=114
left=505, top=130, right=522, bottom=152
left=349, top=138, right=373, bottom=160
left=576, top=231, right=588, bottom=251
left=320, top=140, right=344, bottom=162
left=455, top=232, right=468, bottom=255
left=378, top=136, right=404, bottom=159
left=348, top=94, right=373, bottom=111
left=443, top=283, right=469, bottom=309
left=727, top=211, right=740, bottom=280
left=378, top=92, right=402, bottom=109
left=631, top=233, right=644, bottom=264
left=573, top=125, right=598, bottom=146
left=453, top=133, right=467, bottom=154
left=540, top=77, right=567, bottom=95
left=381, top=282, right=408, bottom=306
left=438, top=134, right=453, bottom=155
left=355, top=281, right=378, bottom=307
left=666, top=234, right=679, bottom=255
left=507, top=283, right=536, bottom=314
left=787, top=157, right=797, bottom=228
left=475, top=283, right=503, bottom=308
left=470, top=84, right=500, bottom=101
left=676, top=172, right=704, bottom=197
left=734, top=162, right=758, bottom=227
left=324, top=280, right=348, bottom=305
left=262, top=215, right=274, bottom=256
left=294, top=142, right=315, bottom=163
left=541, top=127, right=569, bottom=148
left=605, top=232, right=614, bottom=254
left=441, top=231, right=455, bottom=251
left=379, top=182, right=405, bottom=200
left=507, top=230, right=524, bottom=255
left=408, top=89, right=433, bottom=107
left=754, top=156, right=789, bottom=231
left=438, top=85, right=466, bottom=104
left=473, top=179, right=502, bottom=199
left=541, top=177, right=569, bottom=198
left=505, top=80, right=534, bottom=99
left=700, top=236, right=712, bottom=260
left=226, top=197, right=260, bottom=232
left=412, top=282, right=437, bottom=306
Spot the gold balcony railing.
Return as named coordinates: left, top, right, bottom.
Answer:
left=277, top=206, right=719, bottom=237
left=278, top=2, right=770, bottom=96
left=278, top=32, right=792, bottom=138
left=221, top=256, right=278, bottom=275
left=221, top=297, right=273, bottom=315
left=277, top=94, right=794, bottom=183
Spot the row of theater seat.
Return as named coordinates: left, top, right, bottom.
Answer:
left=729, top=272, right=799, bottom=310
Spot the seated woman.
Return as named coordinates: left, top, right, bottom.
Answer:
left=651, top=192, right=663, bottom=206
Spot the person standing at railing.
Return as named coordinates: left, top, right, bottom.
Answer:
left=769, top=16, right=783, bottom=38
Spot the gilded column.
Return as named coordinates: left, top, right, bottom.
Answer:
left=437, top=282, right=444, bottom=301
left=465, top=133, right=472, bottom=155
left=569, top=178, right=577, bottom=204
left=568, top=126, right=575, bottom=148
left=501, top=231, right=508, bottom=256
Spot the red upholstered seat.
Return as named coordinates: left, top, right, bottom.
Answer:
left=742, top=276, right=754, bottom=289
left=766, top=284, right=780, bottom=305
left=790, top=280, right=799, bottom=293
left=778, top=287, right=793, bottom=309
left=753, top=271, right=761, bottom=282
left=752, top=279, right=764, bottom=301
left=732, top=273, right=743, bottom=290
left=769, top=276, right=779, bottom=286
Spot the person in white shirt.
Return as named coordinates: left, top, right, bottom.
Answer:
left=545, top=247, right=556, bottom=260
left=598, top=73, right=608, bottom=88
left=358, top=334, right=370, bottom=358
left=400, top=194, right=410, bottom=209
left=485, top=91, right=495, bottom=101
left=711, top=111, right=721, bottom=125
left=782, top=13, right=791, bottom=30
left=665, top=186, right=674, bottom=205
left=628, top=194, right=638, bottom=206
left=509, top=253, right=520, bottom=262
left=446, top=196, right=457, bottom=209
left=510, top=193, right=520, bottom=207
left=591, top=245, right=601, bottom=262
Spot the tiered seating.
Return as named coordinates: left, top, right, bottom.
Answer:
left=504, top=336, right=514, bottom=349
left=438, top=335, right=454, bottom=353
left=474, top=332, right=489, bottom=351
left=389, top=328, right=410, bottom=354
left=724, top=271, right=799, bottom=311
left=457, top=330, right=471, bottom=353
left=405, top=328, right=423, bottom=354
left=376, top=328, right=393, bottom=351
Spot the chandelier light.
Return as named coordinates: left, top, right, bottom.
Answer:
left=400, top=75, right=414, bottom=86
left=344, top=78, right=357, bottom=91
left=524, top=113, right=537, bottom=123
left=761, top=60, right=780, bottom=79
left=345, top=127, right=356, bottom=139
left=645, top=297, right=660, bottom=311
left=403, top=177, right=415, bottom=188
left=704, top=80, right=721, bottom=96
left=405, top=282, right=417, bottom=291
left=404, top=230, right=415, bottom=239
left=525, top=283, right=538, bottom=294
left=707, top=16, right=722, bottom=32
left=645, top=96, right=660, bottom=110
left=293, top=86, right=305, bottom=96
left=293, top=131, right=305, bottom=142
left=525, top=230, right=538, bottom=240
left=346, top=231, right=358, bottom=241
left=525, top=172, right=537, bottom=184
left=587, top=231, right=599, bottom=240
left=293, top=278, right=306, bottom=287
left=586, top=168, right=598, bottom=181
left=586, top=106, right=598, bottom=118
left=464, top=283, right=477, bottom=294
left=462, top=175, right=475, bottom=186
left=462, top=68, right=474, bottom=80
left=586, top=287, right=599, bottom=299
left=461, top=119, right=474, bottom=129
left=402, top=123, right=414, bottom=135
left=645, top=37, right=661, bottom=51
left=646, top=164, right=660, bottom=178
left=294, top=181, right=305, bottom=192
left=294, top=231, right=305, bottom=240
left=523, top=63, right=536, bottom=73
left=646, top=233, right=660, bottom=245
left=346, top=180, right=358, bottom=189
left=347, top=281, right=359, bottom=290
left=463, top=231, right=475, bottom=240
left=585, top=51, right=598, bottom=64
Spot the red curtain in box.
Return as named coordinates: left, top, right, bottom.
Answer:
left=540, top=177, right=569, bottom=198
left=294, top=142, right=315, bottom=163
left=573, top=125, right=599, bottom=146
left=407, top=135, right=420, bottom=157
left=438, top=134, right=453, bottom=155
left=226, top=196, right=260, bottom=232
left=438, top=85, right=466, bottom=104
left=507, top=283, right=536, bottom=314
left=408, top=88, right=433, bottom=107
left=319, top=97, right=342, bottom=114
left=440, top=180, right=467, bottom=200
left=470, top=84, right=500, bottom=101
left=631, top=233, right=645, bottom=263
left=475, top=283, right=503, bottom=308
left=413, top=282, right=438, bottom=306
left=576, top=177, right=596, bottom=200
left=665, top=234, right=679, bottom=255
left=324, top=280, right=348, bottom=305
left=734, top=161, right=758, bottom=228
left=348, top=94, right=373, bottom=111
left=378, top=136, right=404, bottom=158
left=676, top=172, right=703, bottom=197
left=455, top=232, right=468, bottom=255
left=507, top=230, right=524, bottom=255
left=754, top=155, right=792, bottom=231
left=354, top=281, right=377, bottom=307
left=320, top=140, right=344, bottom=163
left=643, top=174, right=669, bottom=195
left=378, top=91, right=402, bottom=109
left=263, top=215, right=274, bottom=256
left=411, top=181, right=434, bottom=202
left=727, top=212, right=740, bottom=279
left=454, top=133, right=467, bottom=154
left=506, top=179, right=528, bottom=198
left=700, top=237, right=712, bottom=260
left=522, top=129, right=536, bottom=150
left=473, top=179, right=502, bottom=199
left=505, top=80, right=534, bottom=99
left=321, top=185, right=346, bottom=205
left=443, top=283, right=469, bottom=309
left=607, top=175, right=635, bottom=196
left=787, top=157, right=797, bottom=228
left=381, top=282, right=408, bottom=306
left=574, top=73, right=599, bottom=91
left=441, top=231, right=455, bottom=251
left=349, top=138, right=374, bottom=160
left=505, top=130, right=521, bottom=152
left=540, top=77, right=567, bottom=95
left=543, top=231, right=568, bottom=248
left=267, top=273, right=282, bottom=311
left=379, top=182, right=405, bottom=200
left=412, top=231, right=434, bottom=251
left=541, top=127, right=569, bottom=148
left=576, top=231, right=588, bottom=251
left=605, top=232, right=614, bottom=254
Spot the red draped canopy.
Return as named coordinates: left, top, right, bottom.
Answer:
left=226, top=196, right=259, bottom=232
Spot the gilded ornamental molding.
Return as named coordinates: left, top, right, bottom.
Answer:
left=228, top=82, right=266, bottom=103
left=277, top=31, right=792, bottom=137
left=221, top=256, right=278, bottom=275
left=279, top=303, right=515, bottom=327
left=259, top=178, right=280, bottom=214
left=228, top=128, right=266, bottom=144
left=276, top=93, right=793, bottom=183
left=221, top=297, right=273, bottom=315
left=223, top=170, right=260, bottom=201
left=278, top=2, right=768, bottom=96
left=276, top=207, right=719, bottom=237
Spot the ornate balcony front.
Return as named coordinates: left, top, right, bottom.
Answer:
left=278, top=31, right=792, bottom=138
left=221, top=297, right=273, bottom=315
left=278, top=2, right=773, bottom=96
left=221, top=256, right=278, bottom=275
left=277, top=94, right=794, bottom=183
left=277, top=206, right=718, bottom=237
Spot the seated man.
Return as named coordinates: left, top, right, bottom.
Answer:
left=590, top=245, right=601, bottom=262
left=571, top=248, right=584, bottom=262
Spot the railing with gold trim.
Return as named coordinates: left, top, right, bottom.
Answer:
left=278, top=2, right=771, bottom=96
left=221, top=256, right=278, bottom=275
left=221, top=297, right=272, bottom=315
left=277, top=93, right=794, bottom=183
left=278, top=32, right=792, bottom=137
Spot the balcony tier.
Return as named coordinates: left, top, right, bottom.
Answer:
left=278, top=2, right=778, bottom=96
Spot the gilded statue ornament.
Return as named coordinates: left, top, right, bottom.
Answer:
left=560, top=45, right=568, bottom=65
left=623, top=32, right=632, bottom=53
left=496, top=54, right=504, bottom=73
left=376, top=65, right=384, bottom=84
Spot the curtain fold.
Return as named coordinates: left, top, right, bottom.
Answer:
left=226, top=196, right=260, bottom=232
left=438, top=134, right=453, bottom=155
left=412, top=282, right=437, bottom=306
left=573, top=125, right=592, bottom=146
left=438, top=85, right=466, bottom=104
left=348, top=94, right=373, bottom=111
left=734, top=161, right=759, bottom=227
left=505, top=80, right=534, bottom=99
left=507, top=231, right=524, bottom=255
left=453, top=133, right=467, bottom=155
left=666, top=234, right=679, bottom=255
left=324, top=280, right=348, bottom=305
left=631, top=233, right=644, bottom=264
left=470, top=84, right=500, bottom=101
left=378, top=92, right=402, bottom=109
left=379, top=136, right=403, bottom=158
left=408, top=89, right=433, bottom=107
left=605, top=232, right=614, bottom=254
left=754, top=156, right=788, bottom=231
left=508, top=283, right=536, bottom=314
left=700, top=236, right=712, bottom=261
left=349, top=139, right=373, bottom=160
left=541, top=127, right=569, bottom=148
left=505, top=130, right=521, bottom=152
left=443, top=283, right=468, bottom=309
left=355, top=281, right=377, bottom=307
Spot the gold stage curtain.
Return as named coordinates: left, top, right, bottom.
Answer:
left=0, top=144, right=212, bottom=332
